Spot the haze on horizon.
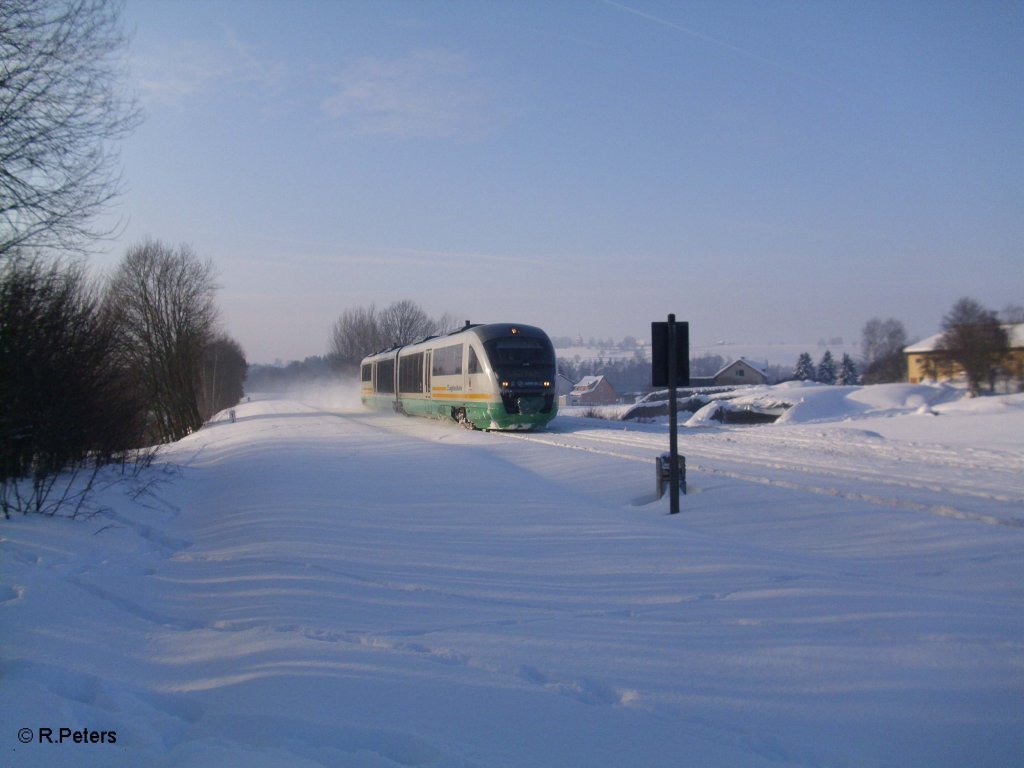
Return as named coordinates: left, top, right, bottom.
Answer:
left=96, top=0, right=1022, bottom=364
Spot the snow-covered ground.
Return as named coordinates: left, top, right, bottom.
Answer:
left=3, top=383, right=1022, bottom=767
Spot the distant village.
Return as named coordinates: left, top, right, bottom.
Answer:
left=247, top=304, right=1024, bottom=403
left=559, top=357, right=770, bottom=408
left=556, top=320, right=1024, bottom=407
left=550, top=333, right=844, bottom=407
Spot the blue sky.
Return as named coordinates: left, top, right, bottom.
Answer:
left=97, top=0, right=1023, bottom=363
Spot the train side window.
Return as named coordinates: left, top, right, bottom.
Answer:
left=432, top=344, right=463, bottom=376
left=468, top=346, right=481, bottom=374
left=376, top=359, right=395, bottom=393
left=361, top=363, right=372, bottom=382
left=399, top=353, right=425, bottom=393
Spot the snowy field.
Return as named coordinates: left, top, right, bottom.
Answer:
left=2, top=383, right=1023, bottom=767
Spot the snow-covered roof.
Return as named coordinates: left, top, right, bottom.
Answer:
left=713, top=357, right=767, bottom=378
left=571, top=375, right=607, bottom=393
left=905, top=323, right=1024, bottom=353
left=904, top=332, right=942, bottom=354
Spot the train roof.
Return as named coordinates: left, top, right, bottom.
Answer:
left=467, top=323, right=549, bottom=343
left=361, top=323, right=551, bottom=361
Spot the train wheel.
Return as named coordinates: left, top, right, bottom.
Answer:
left=453, top=408, right=474, bottom=429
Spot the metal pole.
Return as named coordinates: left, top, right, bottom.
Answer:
left=667, top=314, right=680, bottom=514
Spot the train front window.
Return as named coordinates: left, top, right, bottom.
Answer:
left=484, top=336, right=555, bottom=379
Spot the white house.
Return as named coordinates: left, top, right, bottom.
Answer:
left=710, top=358, right=768, bottom=386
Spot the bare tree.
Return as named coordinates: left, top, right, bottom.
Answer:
left=107, top=239, right=219, bottom=442
left=433, top=311, right=462, bottom=335
left=861, top=317, right=907, bottom=383
left=199, top=334, right=247, bottom=420
left=379, top=299, right=435, bottom=347
left=0, top=0, right=142, bottom=258
left=690, top=353, right=726, bottom=378
left=1000, top=304, right=1024, bottom=324
left=330, top=304, right=384, bottom=365
left=330, top=300, right=457, bottom=368
left=937, top=297, right=1009, bottom=395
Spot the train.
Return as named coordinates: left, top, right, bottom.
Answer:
left=360, top=322, right=558, bottom=431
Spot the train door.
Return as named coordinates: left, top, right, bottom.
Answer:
left=424, top=350, right=432, bottom=400
left=466, top=343, right=487, bottom=395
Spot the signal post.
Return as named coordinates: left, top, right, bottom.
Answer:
left=651, top=315, right=689, bottom=514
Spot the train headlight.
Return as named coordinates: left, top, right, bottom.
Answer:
left=500, top=380, right=510, bottom=388
left=543, top=380, right=551, bottom=388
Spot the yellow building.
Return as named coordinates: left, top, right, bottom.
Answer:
left=905, top=323, right=1024, bottom=386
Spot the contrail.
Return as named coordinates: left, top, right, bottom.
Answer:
left=601, top=0, right=818, bottom=82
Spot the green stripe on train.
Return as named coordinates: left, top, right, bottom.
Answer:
left=361, top=394, right=557, bottom=431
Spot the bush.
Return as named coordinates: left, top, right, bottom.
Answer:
left=1, top=255, right=146, bottom=517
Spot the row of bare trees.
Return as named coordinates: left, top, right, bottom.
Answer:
left=1, top=240, right=246, bottom=517
left=1, top=1, right=248, bottom=516
left=329, top=300, right=460, bottom=368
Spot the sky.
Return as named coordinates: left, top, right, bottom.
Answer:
left=94, top=0, right=1024, bottom=364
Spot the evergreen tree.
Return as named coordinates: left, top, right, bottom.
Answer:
left=793, top=352, right=815, bottom=381
left=817, top=350, right=836, bottom=384
left=837, top=354, right=858, bottom=385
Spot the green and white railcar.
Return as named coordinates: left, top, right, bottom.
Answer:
left=360, top=323, right=558, bottom=431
